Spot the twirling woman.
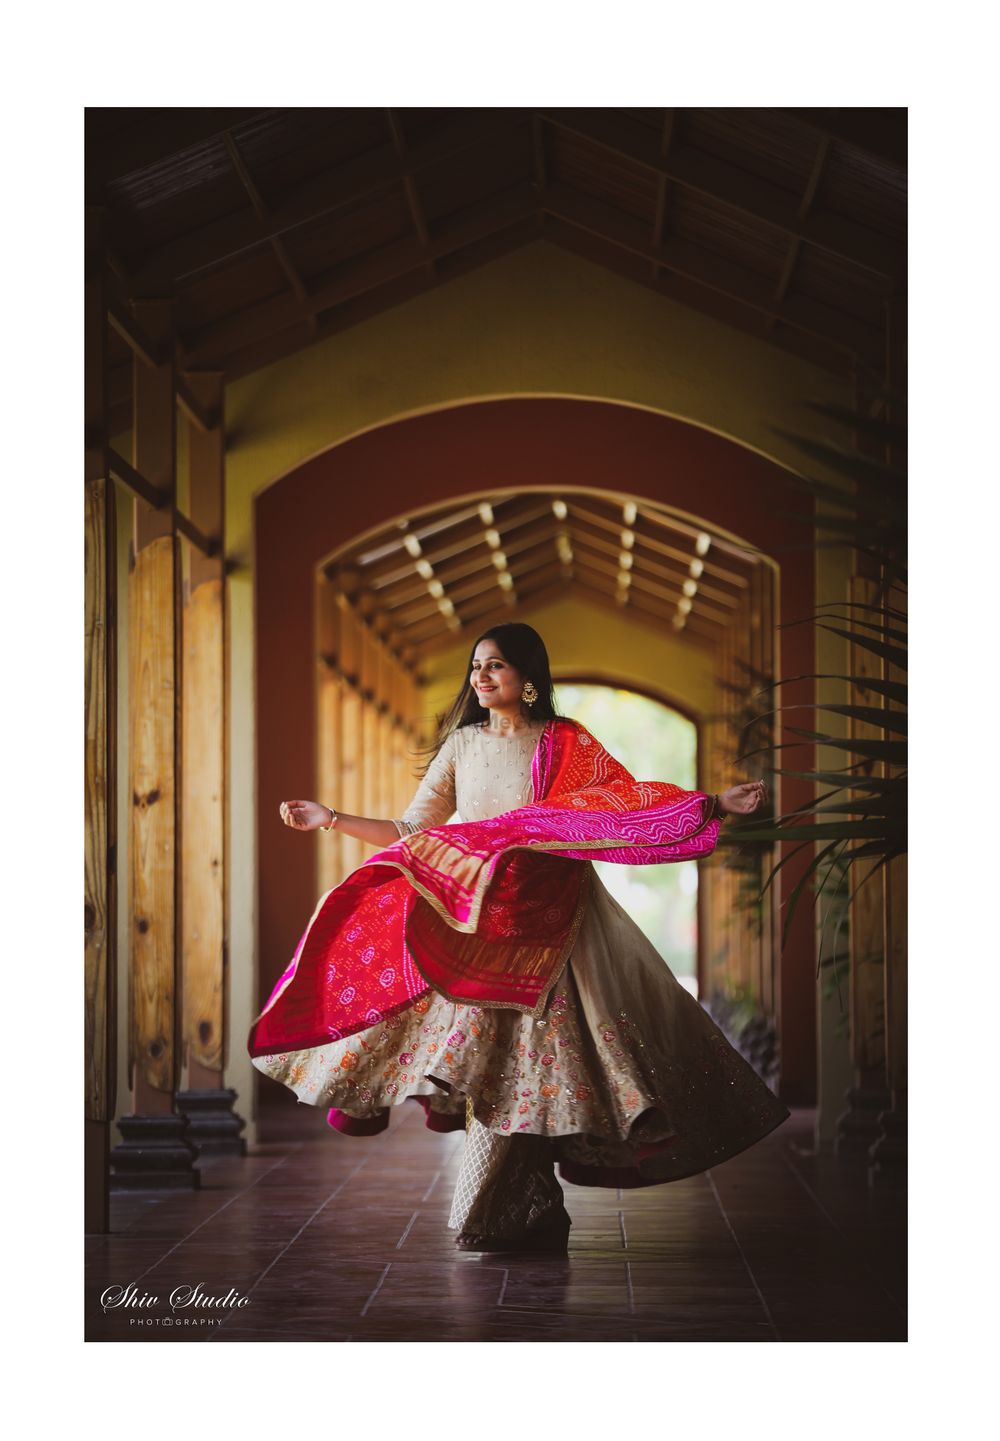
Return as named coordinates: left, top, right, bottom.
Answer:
left=249, top=622, right=789, bottom=1254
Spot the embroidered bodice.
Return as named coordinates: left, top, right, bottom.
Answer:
left=391, top=719, right=548, bottom=836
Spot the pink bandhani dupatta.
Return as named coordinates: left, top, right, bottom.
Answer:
left=248, top=717, right=721, bottom=1058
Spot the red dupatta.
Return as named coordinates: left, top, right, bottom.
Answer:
left=248, top=717, right=722, bottom=1058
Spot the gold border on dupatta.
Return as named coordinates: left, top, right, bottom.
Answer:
left=406, top=860, right=594, bottom=1018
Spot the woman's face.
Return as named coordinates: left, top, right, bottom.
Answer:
left=469, top=638, right=523, bottom=711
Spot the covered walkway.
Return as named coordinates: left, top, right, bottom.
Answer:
left=87, top=1106, right=905, bottom=1342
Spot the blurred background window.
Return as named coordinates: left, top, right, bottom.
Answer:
left=554, top=683, right=699, bottom=994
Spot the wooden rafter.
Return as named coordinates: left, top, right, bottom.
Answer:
left=781, top=108, right=907, bottom=169
left=86, top=107, right=274, bottom=188
left=222, top=129, right=316, bottom=332
left=131, top=109, right=530, bottom=291
left=766, top=132, right=832, bottom=336
left=538, top=108, right=904, bottom=283
left=385, top=109, right=432, bottom=271
left=93, top=107, right=904, bottom=415
left=185, top=181, right=538, bottom=363
left=651, top=109, right=676, bottom=280
left=540, top=181, right=883, bottom=364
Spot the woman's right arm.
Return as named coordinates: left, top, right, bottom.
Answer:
left=278, top=730, right=459, bottom=846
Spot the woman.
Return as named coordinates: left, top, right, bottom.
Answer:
left=249, top=622, right=790, bottom=1255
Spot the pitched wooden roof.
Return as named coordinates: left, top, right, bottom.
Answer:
left=325, top=488, right=765, bottom=657
left=88, top=107, right=907, bottom=436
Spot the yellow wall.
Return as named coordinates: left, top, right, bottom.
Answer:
left=420, top=592, right=717, bottom=733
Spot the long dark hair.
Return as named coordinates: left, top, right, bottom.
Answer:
left=411, top=622, right=570, bottom=775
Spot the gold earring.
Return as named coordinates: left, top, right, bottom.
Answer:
left=521, top=679, right=538, bottom=706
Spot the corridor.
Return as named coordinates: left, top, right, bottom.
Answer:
left=86, top=1105, right=906, bottom=1343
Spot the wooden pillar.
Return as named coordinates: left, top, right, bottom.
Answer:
left=316, top=577, right=344, bottom=892
left=84, top=211, right=118, bottom=1232
left=361, top=626, right=379, bottom=844
left=870, top=290, right=908, bottom=1186
left=111, top=298, right=199, bottom=1189
left=835, top=571, right=890, bottom=1156
left=174, top=374, right=246, bottom=1155
left=339, top=599, right=364, bottom=878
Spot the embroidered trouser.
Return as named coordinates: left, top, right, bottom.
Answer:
left=448, top=1110, right=570, bottom=1239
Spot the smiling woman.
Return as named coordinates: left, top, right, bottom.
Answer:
left=251, top=621, right=784, bottom=1256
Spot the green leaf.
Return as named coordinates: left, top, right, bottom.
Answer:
left=813, top=624, right=908, bottom=671
left=773, top=767, right=906, bottom=792
left=817, top=703, right=907, bottom=735
left=814, top=598, right=908, bottom=623
left=752, top=673, right=908, bottom=705
left=780, top=840, right=845, bottom=948
left=734, top=821, right=896, bottom=840
left=768, top=426, right=907, bottom=489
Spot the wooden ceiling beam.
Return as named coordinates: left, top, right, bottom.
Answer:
left=358, top=504, right=553, bottom=599
left=132, top=109, right=529, bottom=291
left=539, top=108, right=904, bottom=283
left=385, top=110, right=433, bottom=269
left=569, top=543, right=730, bottom=625
left=541, top=181, right=883, bottom=365
left=107, top=299, right=166, bottom=368
left=223, top=129, right=317, bottom=335
left=568, top=570, right=719, bottom=641
left=344, top=496, right=553, bottom=592
left=565, top=516, right=739, bottom=608
left=185, top=182, right=538, bottom=364
left=630, top=530, right=748, bottom=596
left=86, top=108, right=274, bottom=188
left=569, top=495, right=755, bottom=576
left=651, top=109, right=676, bottom=280
left=766, top=133, right=831, bottom=335
left=175, top=376, right=219, bottom=433
left=634, top=503, right=760, bottom=569
left=780, top=108, right=907, bottom=170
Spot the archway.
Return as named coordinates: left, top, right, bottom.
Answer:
left=254, top=396, right=817, bottom=1102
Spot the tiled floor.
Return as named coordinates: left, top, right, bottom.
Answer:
left=86, top=1104, right=906, bottom=1342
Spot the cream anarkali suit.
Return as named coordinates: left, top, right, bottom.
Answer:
left=252, top=719, right=790, bottom=1241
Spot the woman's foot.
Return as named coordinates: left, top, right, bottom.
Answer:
left=454, top=1213, right=571, bottom=1254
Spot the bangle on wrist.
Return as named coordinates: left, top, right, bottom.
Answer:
left=711, top=793, right=728, bottom=822
left=320, top=806, right=338, bottom=832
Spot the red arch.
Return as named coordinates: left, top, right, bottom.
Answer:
left=254, top=397, right=816, bottom=1102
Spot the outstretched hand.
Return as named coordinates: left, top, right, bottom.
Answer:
left=719, top=780, right=767, bottom=816
left=279, top=799, right=333, bottom=832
